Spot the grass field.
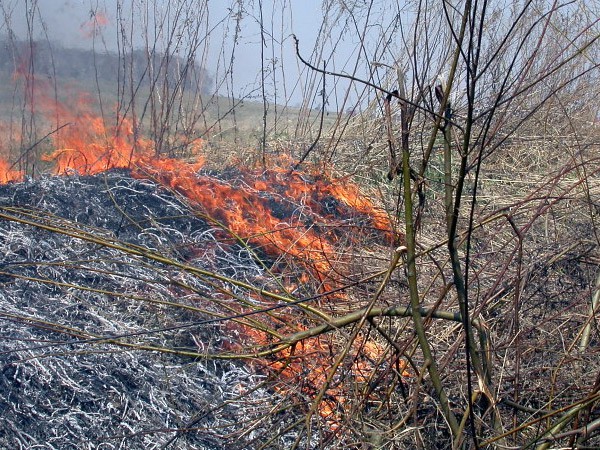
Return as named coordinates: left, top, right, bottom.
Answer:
left=1, top=26, right=600, bottom=448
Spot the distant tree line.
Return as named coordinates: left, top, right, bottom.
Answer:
left=0, top=37, right=213, bottom=94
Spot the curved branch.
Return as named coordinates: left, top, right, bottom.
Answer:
left=280, top=304, right=491, bottom=367
left=292, top=34, right=463, bottom=129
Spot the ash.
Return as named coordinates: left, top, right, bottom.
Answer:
left=0, top=171, right=305, bottom=449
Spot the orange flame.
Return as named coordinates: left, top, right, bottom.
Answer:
left=40, top=93, right=156, bottom=175
left=0, top=89, right=402, bottom=431
left=6, top=93, right=390, bottom=283
left=0, top=158, right=23, bottom=183
left=138, top=161, right=347, bottom=278
left=80, top=11, right=110, bottom=39
left=239, top=324, right=411, bottom=428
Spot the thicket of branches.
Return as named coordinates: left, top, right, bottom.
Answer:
left=1, top=0, right=600, bottom=448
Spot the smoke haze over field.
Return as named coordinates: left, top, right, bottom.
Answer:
left=3, top=1, right=322, bottom=50
left=1, top=0, right=344, bottom=106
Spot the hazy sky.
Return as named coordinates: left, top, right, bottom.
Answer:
left=1, top=0, right=338, bottom=104
left=2, top=1, right=325, bottom=48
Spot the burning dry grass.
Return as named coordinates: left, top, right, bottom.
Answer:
left=0, top=86, right=420, bottom=448
left=0, top=159, right=22, bottom=184
left=1, top=75, right=600, bottom=448
left=0, top=172, right=289, bottom=448
left=0, top=161, right=401, bottom=448
left=3, top=138, right=600, bottom=448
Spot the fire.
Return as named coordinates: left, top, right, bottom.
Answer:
left=139, top=161, right=347, bottom=278
left=0, top=90, right=400, bottom=432
left=80, top=11, right=110, bottom=39
left=2, top=90, right=390, bottom=282
left=0, top=158, right=23, bottom=183
left=41, top=92, right=155, bottom=175
left=240, top=324, right=411, bottom=429
left=133, top=152, right=399, bottom=427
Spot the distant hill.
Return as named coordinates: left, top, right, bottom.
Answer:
left=0, top=37, right=213, bottom=94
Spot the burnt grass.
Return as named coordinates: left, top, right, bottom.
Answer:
left=0, top=167, right=599, bottom=449
left=0, top=170, right=318, bottom=449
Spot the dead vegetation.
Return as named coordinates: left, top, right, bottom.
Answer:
left=0, top=0, right=599, bottom=449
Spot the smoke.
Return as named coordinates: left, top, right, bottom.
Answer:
left=2, top=0, right=115, bottom=50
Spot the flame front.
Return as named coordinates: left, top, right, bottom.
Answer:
left=41, top=92, right=156, bottom=175
left=0, top=90, right=400, bottom=431
left=0, top=159, right=23, bottom=183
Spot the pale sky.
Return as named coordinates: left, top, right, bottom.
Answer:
left=0, top=0, right=352, bottom=106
